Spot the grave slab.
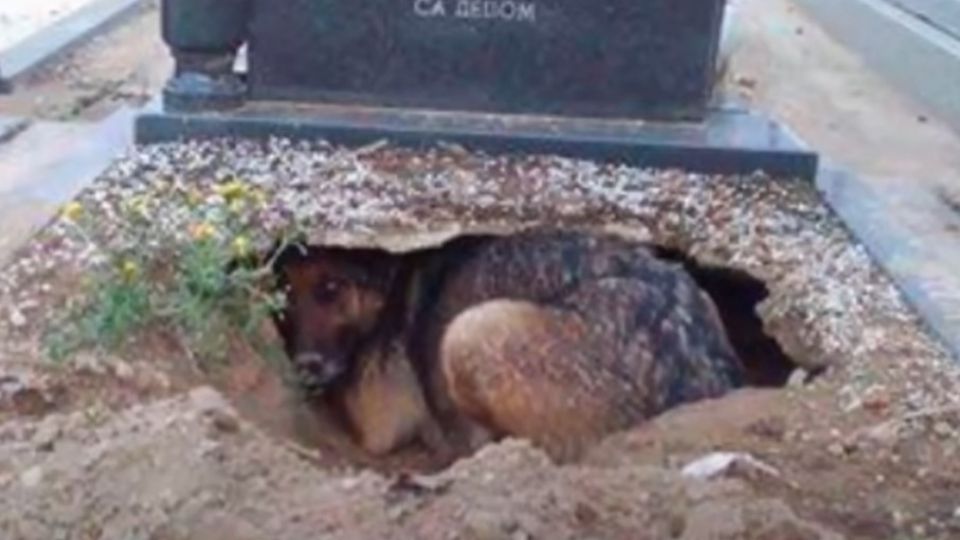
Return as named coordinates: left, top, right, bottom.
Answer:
left=136, top=101, right=819, bottom=180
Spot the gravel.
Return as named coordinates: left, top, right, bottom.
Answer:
left=0, top=137, right=958, bottom=426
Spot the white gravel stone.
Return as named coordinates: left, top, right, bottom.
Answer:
left=19, top=465, right=43, bottom=488
left=7, top=307, right=27, bottom=328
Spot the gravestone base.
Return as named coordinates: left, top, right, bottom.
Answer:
left=135, top=101, right=818, bottom=181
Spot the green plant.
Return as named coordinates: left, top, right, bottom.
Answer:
left=44, top=178, right=294, bottom=367
left=162, top=236, right=286, bottom=363
left=44, top=263, right=152, bottom=362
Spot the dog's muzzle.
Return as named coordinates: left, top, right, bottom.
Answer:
left=293, top=352, right=348, bottom=392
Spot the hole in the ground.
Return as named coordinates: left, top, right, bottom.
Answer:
left=651, top=246, right=799, bottom=388
left=233, top=234, right=805, bottom=472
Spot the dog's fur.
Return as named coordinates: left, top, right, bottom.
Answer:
left=274, top=246, right=444, bottom=455
left=275, top=231, right=744, bottom=460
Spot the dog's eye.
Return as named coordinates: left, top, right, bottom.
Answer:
left=313, top=280, right=342, bottom=303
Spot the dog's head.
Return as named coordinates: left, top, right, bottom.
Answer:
left=274, top=246, right=401, bottom=393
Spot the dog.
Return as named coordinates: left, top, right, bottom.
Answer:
left=273, top=245, right=445, bottom=456
left=275, top=231, right=744, bottom=460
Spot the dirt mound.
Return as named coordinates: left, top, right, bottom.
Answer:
left=0, top=387, right=843, bottom=540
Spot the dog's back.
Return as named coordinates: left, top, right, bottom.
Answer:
left=415, top=231, right=744, bottom=459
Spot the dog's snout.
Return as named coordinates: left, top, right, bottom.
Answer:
left=294, top=352, right=348, bottom=391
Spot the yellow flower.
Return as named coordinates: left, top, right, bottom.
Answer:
left=190, top=222, right=217, bottom=241
left=161, top=176, right=180, bottom=192
left=250, top=188, right=268, bottom=207
left=120, top=195, right=150, bottom=218
left=228, top=198, right=246, bottom=215
left=132, top=197, right=150, bottom=218
left=61, top=202, right=84, bottom=222
left=185, top=188, right=204, bottom=207
left=231, top=235, right=251, bottom=258
left=214, top=180, right=249, bottom=202
left=120, top=260, right=139, bottom=282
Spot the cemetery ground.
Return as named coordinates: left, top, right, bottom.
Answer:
left=0, top=1, right=959, bottom=540
left=2, top=139, right=960, bottom=540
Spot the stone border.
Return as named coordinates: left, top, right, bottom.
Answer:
left=0, top=0, right=147, bottom=93
left=818, top=166, right=960, bottom=362
left=794, top=0, right=960, bottom=134
left=135, top=102, right=820, bottom=181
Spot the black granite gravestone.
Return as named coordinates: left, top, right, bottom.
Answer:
left=248, top=0, right=724, bottom=121
left=138, top=0, right=819, bottom=180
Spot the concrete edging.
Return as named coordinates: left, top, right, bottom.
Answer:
left=818, top=167, right=960, bottom=362
left=794, top=0, right=960, bottom=134
left=0, top=116, right=30, bottom=143
left=0, top=0, right=147, bottom=93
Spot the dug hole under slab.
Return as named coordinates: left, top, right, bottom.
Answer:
left=0, top=140, right=959, bottom=539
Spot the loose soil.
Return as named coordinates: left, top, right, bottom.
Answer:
left=1, top=140, right=959, bottom=539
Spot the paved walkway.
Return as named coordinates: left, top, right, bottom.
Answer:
left=887, top=0, right=960, bottom=38
left=730, top=0, right=960, bottom=187
left=792, top=0, right=960, bottom=137
left=0, top=109, right=133, bottom=266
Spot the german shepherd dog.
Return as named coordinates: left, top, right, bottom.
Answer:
left=274, top=231, right=744, bottom=460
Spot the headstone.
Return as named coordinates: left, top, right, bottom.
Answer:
left=160, top=0, right=725, bottom=120
left=141, top=0, right=819, bottom=180
left=246, top=0, right=726, bottom=121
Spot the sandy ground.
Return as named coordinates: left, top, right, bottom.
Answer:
left=0, top=0, right=167, bottom=121
left=730, top=0, right=960, bottom=187
left=0, top=0, right=99, bottom=51
left=725, top=0, right=960, bottom=191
